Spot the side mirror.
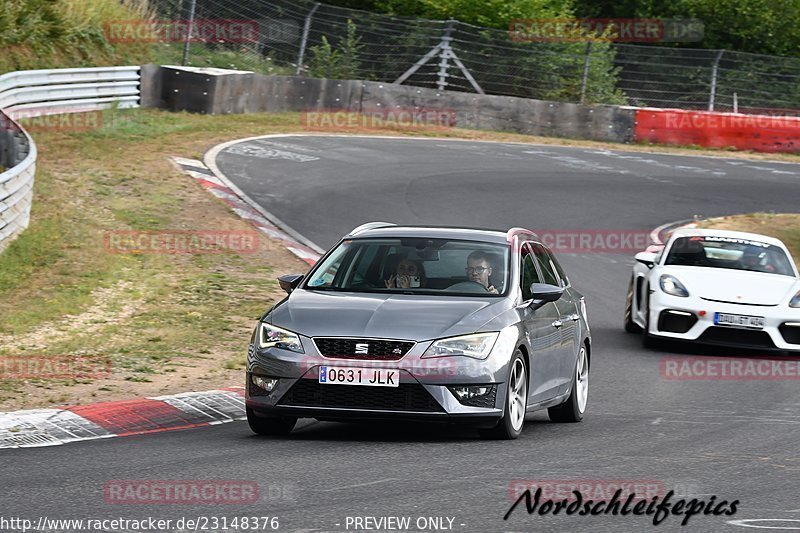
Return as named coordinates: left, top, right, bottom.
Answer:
left=530, top=283, right=564, bottom=303
left=278, top=274, right=304, bottom=294
left=635, top=251, right=657, bottom=269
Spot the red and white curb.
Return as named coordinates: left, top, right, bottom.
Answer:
left=0, top=387, right=246, bottom=449
left=170, top=156, right=322, bottom=265
left=648, top=218, right=700, bottom=250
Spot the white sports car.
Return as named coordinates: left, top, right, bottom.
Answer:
left=624, top=228, right=800, bottom=352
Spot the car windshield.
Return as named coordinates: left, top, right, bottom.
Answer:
left=303, top=237, right=510, bottom=295
left=664, top=236, right=795, bottom=276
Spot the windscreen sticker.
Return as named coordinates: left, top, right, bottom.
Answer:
left=701, top=236, right=771, bottom=248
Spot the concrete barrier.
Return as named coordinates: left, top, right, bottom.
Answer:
left=142, top=65, right=800, bottom=153
left=141, top=66, right=636, bottom=144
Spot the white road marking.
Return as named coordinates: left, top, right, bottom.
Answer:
left=588, top=149, right=727, bottom=176
left=728, top=519, right=800, bottom=529
left=319, top=478, right=400, bottom=492
left=224, top=144, right=320, bottom=162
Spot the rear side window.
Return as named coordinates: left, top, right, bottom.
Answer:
left=531, top=243, right=559, bottom=286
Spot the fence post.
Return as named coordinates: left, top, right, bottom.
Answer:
left=181, top=0, right=197, bottom=66
left=296, top=2, right=321, bottom=76
left=436, top=21, right=455, bottom=91
left=708, top=49, right=724, bottom=111
left=580, top=42, right=592, bottom=104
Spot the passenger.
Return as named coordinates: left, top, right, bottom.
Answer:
left=466, top=251, right=498, bottom=294
left=385, top=258, right=426, bottom=288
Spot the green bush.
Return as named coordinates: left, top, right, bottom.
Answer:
left=0, top=0, right=154, bottom=73
left=307, top=19, right=363, bottom=79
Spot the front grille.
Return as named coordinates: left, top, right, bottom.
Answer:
left=313, top=337, right=415, bottom=361
left=779, top=323, right=800, bottom=345
left=698, top=327, right=776, bottom=349
left=278, top=379, right=443, bottom=412
left=658, top=310, right=697, bottom=334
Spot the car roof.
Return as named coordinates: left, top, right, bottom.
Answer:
left=347, top=224, right=534, bottom=245
left=669, top=228, right=787, bottom=248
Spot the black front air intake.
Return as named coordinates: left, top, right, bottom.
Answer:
left=657, top=310, right=698, bottom=334
left=279, top=379, right=444, bottom=412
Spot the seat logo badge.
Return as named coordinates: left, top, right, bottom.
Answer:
left=355, top=343, right=370, bottom=354
left=392, top=348, right=403, bottom=355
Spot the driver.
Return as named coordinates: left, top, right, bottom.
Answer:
left=466, top=251, right=498, bottom=294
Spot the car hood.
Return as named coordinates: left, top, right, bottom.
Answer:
left=661, top=266, right=799, bottom=306
left=268, top=289, right=512, bottom=341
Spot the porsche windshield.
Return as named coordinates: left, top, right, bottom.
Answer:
left=303, top=238, right=510, bottom=295
left=665, top=236, right=795, bottom=276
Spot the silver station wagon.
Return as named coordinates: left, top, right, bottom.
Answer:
left=246, top=223, right=591, bottom=439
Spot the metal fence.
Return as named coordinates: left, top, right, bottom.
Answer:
left=0, top=66, right=141, bottom=253
left=153, top=0, right=800, bottom=114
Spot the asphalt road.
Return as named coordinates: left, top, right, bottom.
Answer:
left=4, top=136, right=800, bottom=533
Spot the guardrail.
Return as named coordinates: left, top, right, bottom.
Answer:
left=0, top=66, right=141, bottom=252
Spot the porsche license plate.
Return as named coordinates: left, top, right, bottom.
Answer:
left=319, top=366, right=399, bottom=387
left=714, top=313, right=765, bottom=329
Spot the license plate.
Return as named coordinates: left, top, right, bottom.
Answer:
left=714, top=312, right=765, bottom=329
left=319, top=366, right=399, bottom=387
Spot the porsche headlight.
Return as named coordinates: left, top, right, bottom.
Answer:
left=258, top=323, right=304, bottom=353
left=790, top=290, right=800, bottom=308
left=422, top=332, right=499, bottom=359
left=660, top=274, right=689, bottom=297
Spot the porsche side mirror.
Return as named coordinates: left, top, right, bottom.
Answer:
left=635, top=251, right=657, bottom=269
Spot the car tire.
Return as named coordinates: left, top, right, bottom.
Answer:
left=624, top=277, right=642, bottom=333
left=246, top=407, right=297, bottom=436
left=479, top=350, right=527, bottom=440
left=548, top=344, right=588, bottom=423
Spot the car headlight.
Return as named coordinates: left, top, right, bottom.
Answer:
left=258, top=323, right=304, bottom=353
left=660, top=274, right=689, bottom=297
left=790, top=290, right=800, bottom=308
left=422, top=332, right=499, bottom=359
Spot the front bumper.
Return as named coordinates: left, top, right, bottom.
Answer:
left=245, top=335, right=509, bottom=424
left=648, top=294, right=800, bottom=351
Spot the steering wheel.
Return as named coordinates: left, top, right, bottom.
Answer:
left=444, top=281, right=491, bottom=293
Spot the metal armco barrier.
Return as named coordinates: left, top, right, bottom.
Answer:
left=0, top=66, right=141, bottom=253
left=633, top=108, right=800, bottom=153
